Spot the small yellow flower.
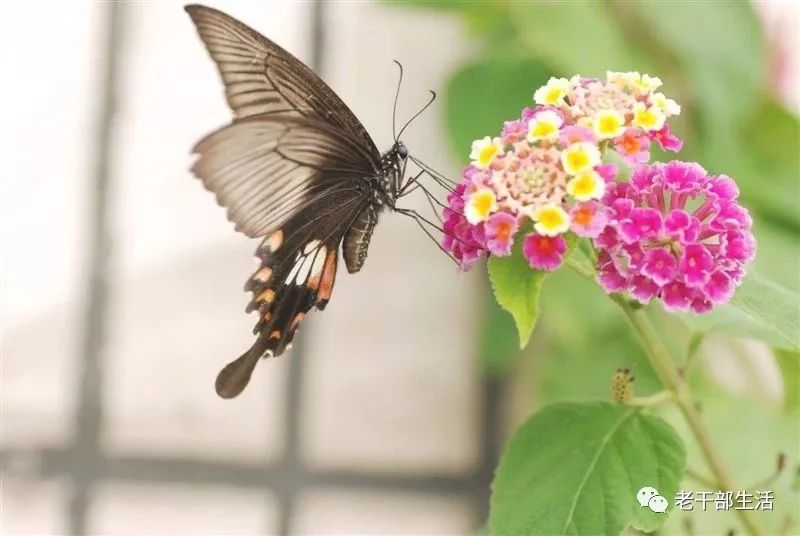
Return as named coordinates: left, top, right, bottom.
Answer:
left=532, top=204, right=570, bottom=236
left=469, top=136, right=504, bottom=169
left=634, top=74, right=662, bottom=94
left=651, top=92, right=681, bottom=116
left=567, top=170, right=606, bottom=201
left=526, top=110, right=563, bottom=142
left=533, top=77, right=570, bottom=106
left=592, top=109, right=626, bottom=140
left=632, top=102, right=666, bottom=131
left=607, top=71, right=661, bottom=95
left=606, top=71, right=640, bottom=89
left=465, top=188, right=497, bottom=224
left=560, top=142, right=601, bottom=175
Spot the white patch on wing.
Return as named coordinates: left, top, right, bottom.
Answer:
left=304, top=239, right=321, bottom=254
left=284, top=241, right=327, bottom=286
left=310, top=246, right=327, bottom=278
left=296, top=252, right=316, bottom=284
left=285, top=258, right=303, bottom=285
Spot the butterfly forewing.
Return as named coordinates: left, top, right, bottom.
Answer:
left=186, top=4, right=391, bottom=398
left=184, top=4, right=379, bottom=158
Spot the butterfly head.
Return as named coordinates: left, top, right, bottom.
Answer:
left=395, top=141, right=409, bottom=160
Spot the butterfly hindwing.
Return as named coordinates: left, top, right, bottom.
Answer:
left=214, top=186, right=367, bottom=398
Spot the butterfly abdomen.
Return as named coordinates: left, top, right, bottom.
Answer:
left=343, top=203, right=381, bottom=274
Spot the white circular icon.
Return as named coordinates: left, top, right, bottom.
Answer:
left=637, top=486, right=668, bottom=513
left=648, top=495, right=668, bottom=513
left=637, top=487, right=659, bottom=507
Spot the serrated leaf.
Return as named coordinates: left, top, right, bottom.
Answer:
left=730, top=273, right=800, bottom=351
left=488, top=246, right=548, bottom=350
left=490, top=402, right=686, bottom=535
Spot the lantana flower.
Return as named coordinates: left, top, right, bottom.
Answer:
left=592, top=109, right=626, bottom=140
left=614, top=128, right=651, bottom=165
left=523, top=233, right=568, bottom=271
left=593, top=161, right=755, bottom=313
left=443, top=72, right=687, bottom=275
left=533, top=77, right=570, bottom=106
left=470, top=136, right=504, bottom=169
left=527, top=110, right=563, bottom=142
left=561, top=142, right=601, bottom=175
left=464, top=187, right=497, bottom=224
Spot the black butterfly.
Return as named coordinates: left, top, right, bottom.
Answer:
left=185, top=5, right=451, bottom=399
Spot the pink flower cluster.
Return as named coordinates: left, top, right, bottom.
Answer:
left=594, top=161, right=755, bottom=313
left=442, top=72, right=755, bottom=314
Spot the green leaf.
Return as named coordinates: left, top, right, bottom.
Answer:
left=632, top=1, right=762, bottom=121
left=658, top=384, right=799, bottom=535
left=509, top=2, right=654, bottom=76
left=444, top=58, right=551, bottom=158
left=538, top=267, right=663, bottom=400
left=488, top=244, right=549, bottom=350
left=730, top=273, right=800, bottom=351
left=490, top=402, right=686, bottom=535
left=774, top=349, right=800, bottom=414
left=676, top=306, right=794, bottom=352
left=479, top=279, right=523, bottom=376
left=675, top=273, right=800, bottom=351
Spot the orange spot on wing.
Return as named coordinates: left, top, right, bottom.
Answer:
left=263, top=311, right=271, bottom=322
left=257, top=289, right=275, bottom=303
left=253, top=267, right=272, bottom=282
left=308, top=275, right=321, bottom=291
left=269, top=330, right=281, bottom=340
left=318, top=251, right=337, bottom=301
left=264, top=229, right=283, bottom=251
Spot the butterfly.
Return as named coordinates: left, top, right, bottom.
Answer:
left=185, top=5, right=452, bottom=398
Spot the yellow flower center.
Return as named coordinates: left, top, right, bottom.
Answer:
left=566, top=150, right=590, bottom=171
left=572, top=173, right=596, bottom=197
left=538, top=208, right=566, bottom=230
left=532, top=122, right=557, bottom=139
left=478, top=145, right=498, bottom=166
left=597, top=115, right=621, bottom=135
left=545, top=87, right=563, bottom=104
left=474, top=192, right=494, bottom=216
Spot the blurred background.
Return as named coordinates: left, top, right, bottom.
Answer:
left=1, top=1, right=797, bottom=535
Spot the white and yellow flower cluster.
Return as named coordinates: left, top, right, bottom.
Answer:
left=606, top=70, right=681, bottom=133
left=461, top=72, right=682, bottom=240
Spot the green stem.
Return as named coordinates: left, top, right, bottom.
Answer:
left=564, top=255, right=595, bottom=281
left=628, top=389, right=674, bottom=407
left=685, top=467, right=720, bottom=489
left=618, top=300, right=764, bottom=536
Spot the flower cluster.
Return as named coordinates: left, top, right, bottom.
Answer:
left=442, top=71, right=756, bottom=314
left=595, top=161, right=755, bottom=313
left=443, top=71, right=683, bottom=271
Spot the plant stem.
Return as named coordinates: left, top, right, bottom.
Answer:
left=617, top=299, right=764, bottom=536
left=685, top=467, right=719, bottom=489
left=628, top=389, right=674, bottom=407
left=564, top=255, right=595, bottom=281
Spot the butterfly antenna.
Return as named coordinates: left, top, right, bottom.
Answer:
left=397, top=90, right=436, bottom=141
left=392, top=60, right=404, bottom=143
